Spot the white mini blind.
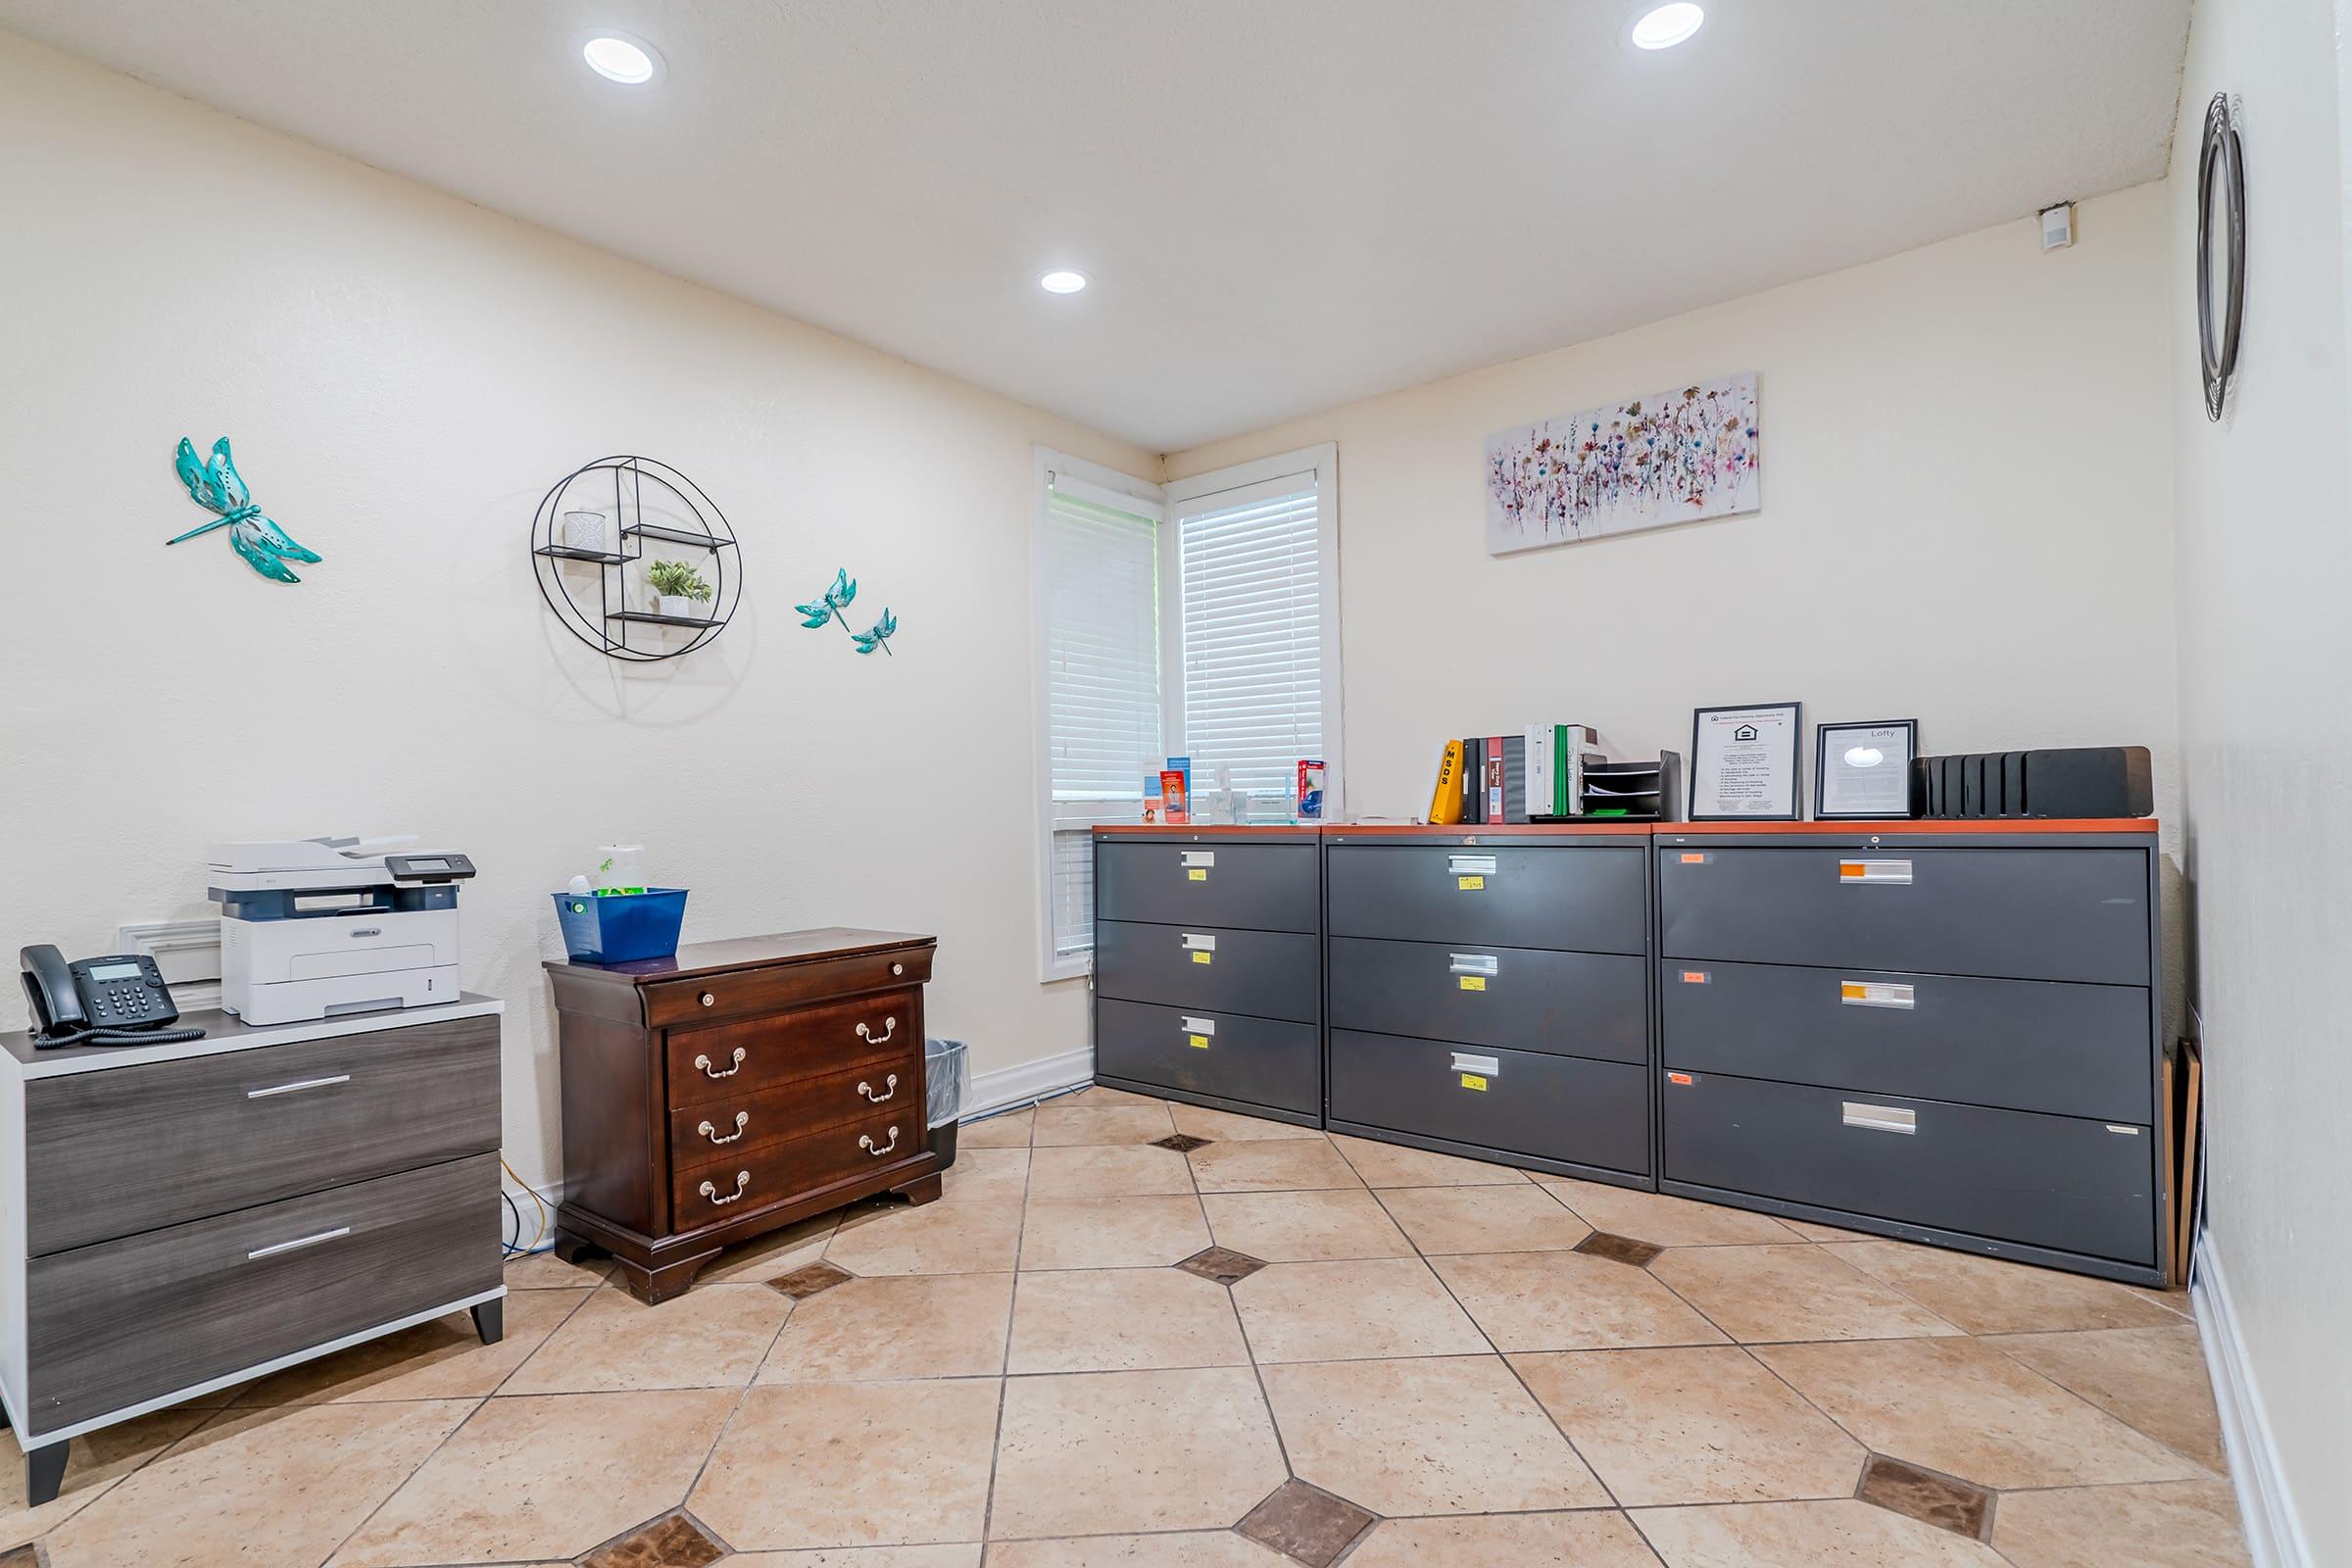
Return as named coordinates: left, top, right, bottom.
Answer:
left=1044, top=480, right=1161, bottom=961
left=1176, top=475, right=1325, bottom=799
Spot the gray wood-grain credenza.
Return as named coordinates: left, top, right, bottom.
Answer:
left=1, top=996, right=507, bottom=1505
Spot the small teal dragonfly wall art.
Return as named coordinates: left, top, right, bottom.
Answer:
left=795, top=567, right=898, bottom=656
left=166, top=437, right=322, bottom=583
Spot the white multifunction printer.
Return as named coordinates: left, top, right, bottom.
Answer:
left=208, top=835, right=477, bottom=1025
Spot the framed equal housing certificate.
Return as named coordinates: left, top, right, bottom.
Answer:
left=1690, top=702, right=1802, bottom=820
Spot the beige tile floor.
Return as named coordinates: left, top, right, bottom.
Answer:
left=3, top=1085, right=2249, bottom=1568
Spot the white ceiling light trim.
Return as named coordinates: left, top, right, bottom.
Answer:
left=1629, top=3, right=1706, bottom=50
left=581, top=31, right=662, bottom=85
left=1039, top=270, right=1089, bottom=295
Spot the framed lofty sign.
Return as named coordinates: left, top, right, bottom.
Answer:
left=1815, top=719, right=1919, bottom=820
left=1690, top=703, right=1802, bottom=820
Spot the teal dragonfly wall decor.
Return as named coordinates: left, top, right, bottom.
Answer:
left=794, top=567, right=898, bottom=656
left=168, top=437, right=321, bottom=583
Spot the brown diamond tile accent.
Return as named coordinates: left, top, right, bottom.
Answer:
left=1855, top=1452, right=1993, bottom=1540
left=1235, top=1477, right=1380, bottom=1567
left=1176, top=1246, right=1268, bottom=1286
left=576, top=1509, right=727, bottom=1568
left=1153, top=1133, right=1212, bottom=1152
left=767, top=1260, right=855, bottom=1299
left=1575, top=1231, right=1664, bottom=1267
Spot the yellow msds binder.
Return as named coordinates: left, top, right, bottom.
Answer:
left=1429, top=739, right=1466, bottom=824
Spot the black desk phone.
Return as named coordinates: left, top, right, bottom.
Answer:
left=20, top=945, right=205, bottom=1050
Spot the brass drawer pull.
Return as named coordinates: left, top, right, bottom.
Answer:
left=694, top=1048, right=748, bottom=1079
left=698, top=1111, right=750, bottom=1145
left=700, top=1171, right=751, bottom=1204
left=856, top=1015, right=899, bottom=1046
left=858, top=1125, right=902, bottom=1157
left=248, top=1225, right=351, bottom=1261
left=246, top=1073, right=352, bottom=1100
left=858, top=1073, right=900, bottom=1103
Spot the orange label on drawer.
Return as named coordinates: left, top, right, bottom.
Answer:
left=1680, top=852, right=1707, bottom=863
left=1681, top=970, right=1709, bottom=985
left=1668, top=1071, right=1695, bottom=1086
left=1841, top=981, right=1869, bottom=1000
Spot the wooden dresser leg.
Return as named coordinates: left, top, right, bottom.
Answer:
left=25, top=1440, right=68, bottom=1507
left=550, top=1230, right=601, bottom=1266
left=469, top=1298, right=504, bottom=1346
left=893, top=1171, right=944, bottom=1206
left=612, top=1251, right=717, bottom=1305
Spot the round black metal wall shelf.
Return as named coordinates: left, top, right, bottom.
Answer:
left=530, top=456, right=742, bottom=662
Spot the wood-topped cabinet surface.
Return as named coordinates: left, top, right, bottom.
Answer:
left=546, top=928, right=941, bottom=1302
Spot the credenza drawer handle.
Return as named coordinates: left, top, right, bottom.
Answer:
left=700, top=1171, right=751, bottom=1204
left=858, top=1125, right=902, bottom=1157
left=858, top=1073, right=900, bottom=1102
left=1838, top=858, right=1913, bottom=885
left=1841, top=1101, right=1918, bottom=1135
left=1448, top=854, right=1498, bottom=876
left=1839, top=979, right=1916, bottom=1010
left=856, top=1016, right=899, bottom=1046
left=698, top=1111, right=750, bottom=1145
left=248, top=1225, right=351, bottom=1261
left=695, top=1048, right=748, bottom=1079
left=1448, top=953, right=1500, bottom=977
left=246, top=1073, right=352, bottom=1100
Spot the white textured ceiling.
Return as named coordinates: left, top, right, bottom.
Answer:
left=2, top=0, right=2189, bottom=451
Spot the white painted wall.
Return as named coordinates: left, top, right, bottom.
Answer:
left=2170, top=0, right=2352, bottom=1556
left=0, top=33, right=1151, bottom=1191
left=1166, top=185, right=2182, bottom=851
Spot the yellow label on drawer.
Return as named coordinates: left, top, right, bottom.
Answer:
left=1841, top=981, right=1868, bottom=1001
left=1188, top=1033, right=1210, bottom=1050
left=1191, top=952, right=1212, bottom=965
left=1188, top=868, right=1207, bottom=881
left=1457, top=874, right=1485, bottom=890
left=1459, top=1073, right=1489, bottom=1091
left=1458, top=974, right=1487, bottom=992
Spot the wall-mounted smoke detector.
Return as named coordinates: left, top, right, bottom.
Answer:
left=2040, top=202, right=2076, bottom=252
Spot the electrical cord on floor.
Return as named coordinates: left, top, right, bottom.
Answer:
left=499, top=1152, right=550, bottom=1255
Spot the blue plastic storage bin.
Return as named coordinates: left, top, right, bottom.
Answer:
left=553, top=888, right=689, bottom=963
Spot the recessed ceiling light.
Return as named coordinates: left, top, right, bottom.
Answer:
left=1629, top=2, right=1705, bottom=49
left=1039, top=270, right=1089, bottom=295
left=582, top=32, right=662, bottom=85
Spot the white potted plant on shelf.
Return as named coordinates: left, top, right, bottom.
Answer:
left=646, top=559, right=713, bottom=620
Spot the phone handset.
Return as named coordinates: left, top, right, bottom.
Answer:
left=20, top=946, right=206, bottom=1050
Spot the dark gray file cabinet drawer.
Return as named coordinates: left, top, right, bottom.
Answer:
left=1330, top=1030, right=1649, bottom=1177
left=1330, top=938, right=1646, bottom=1064
left=1657, top=846, right=2151, bottom=983
left=1095, top=840, right=1320, bottom=933
left=1325, top=844, right=1647, bottom=955
left=25, top=1016, right=503, bottom=1254
left=1094, top=919, right=1319, bottom=1021
left=1661, top=1073, right=2155, bottom=1266
left=1661, top=960, right=2152, bottom=1123
left=24, top=1152, right=502, bottom=1431
left=1096, top=999, right=1320, bottom=1116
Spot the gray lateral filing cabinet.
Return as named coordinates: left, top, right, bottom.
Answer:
left=1091, top=826, right=1323, bottom=1127
left=1323, top=825, right=1656, bottom=1185
left=0, top=998, right=507, bottom=1503
left=1656, top=824, right=2170, bottom=1286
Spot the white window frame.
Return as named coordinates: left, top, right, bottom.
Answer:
left=1031, top=447, right=1169, bottom=983
left=1162, top=442, right=1345, bottom=820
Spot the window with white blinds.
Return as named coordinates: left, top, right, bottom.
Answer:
left=1038, top=465, right=1162, bottom=976
left=1173, top=474, right=1328, bottom=801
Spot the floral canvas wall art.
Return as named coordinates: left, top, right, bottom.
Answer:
left=1485, top=371, right=1760, bottom=555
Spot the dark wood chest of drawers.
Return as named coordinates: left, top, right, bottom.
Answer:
left=546, top=929, right=941, bottom=1302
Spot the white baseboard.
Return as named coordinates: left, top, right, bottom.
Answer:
left=2193, top=1235, right=2312, bottom=1568
left=965, top=1046, right=1094, bottom=1119
left=501, top=1174, right=564, bottom=1253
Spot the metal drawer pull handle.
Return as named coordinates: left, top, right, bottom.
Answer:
left=1180, top=1016, right=1215, bottom=1036
left=698, top=1111, right=750, bottom=1145
left=695, top=1048, right=748, bottom=1079
left=1838, top=858, right=1913, bottom=886
left=701, top=992, right=715, bottom=1007
left=858, top=1073, right=900, bottom=1102
left=1450, top=1052, right=1500, bottom=1075
left=1180, top=850, right=1215, bottom=868
left=248, top=1225, right=351, bottom=1261
left=891, top=962, right=905, bottom=976
left=859, top=1125, right=903, bottom=1157
left=701, top=1171, right=751, bottom=1204
left=1841, top=1102, right=1917, bottom=1135
left=1448, top=854, right=1498, bottom=875
left=856, top=1015, right=899, bottom=1046
left=1181, top=932, right=1216, bottom=952
left=246, top=1073, right=353, bottom=1100
left=1448, top=953, right=1500, bottom=977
